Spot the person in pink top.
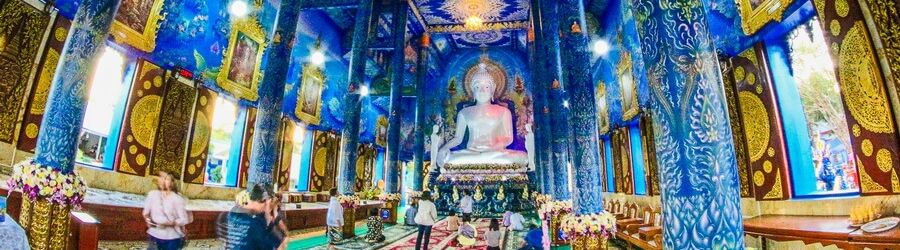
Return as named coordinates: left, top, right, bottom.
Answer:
left=143, top=170, right=192, bottom=250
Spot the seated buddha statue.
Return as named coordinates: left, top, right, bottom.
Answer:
left=436, top=63, right=528, bottom=168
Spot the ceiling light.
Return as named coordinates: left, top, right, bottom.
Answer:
left=360, top=85, right=369, bottom=96
left=465, top=16, right=483, bottom=30
left=229, top=1, right=249, bottom=18
left=310, top=51, right=325, bottom=65
left=593, top=39, right=610, bottom=56
left=563, top=100, right=569, bottom=108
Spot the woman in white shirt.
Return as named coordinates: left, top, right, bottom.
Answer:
left=414, top=191, right=438, bottom=250
left=143, top=170, right=191, bottom=250
left=325, top=188, right=344, bottom=250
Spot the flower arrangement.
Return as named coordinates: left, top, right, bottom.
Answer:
left=338, top=195, right=360, bottom=208
left=560, top=212, right=617, bottom=238
left=407, top=190, right=422, bottom=200
left=533, top=193, right=552, bottom=206
left=235, top=190, right=250, bottom=207
left=6, top=159, right=88, bottom=208
left=377, top=193, right=401, bottom=202
left=435, top=175, right=529, bottom=184
left=545, top=200, right=573, bottom=218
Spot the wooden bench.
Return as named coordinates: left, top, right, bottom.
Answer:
left=617, top=206, right=662, bottom=250
left=744, top=215, right=900, bottom=250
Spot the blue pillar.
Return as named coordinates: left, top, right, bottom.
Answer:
left=529, top=0, right=553, bottom=195
left=412, top=34, right=429, bottom=191
left=34, top=0, right=122, bottom=173
left=526, top=34, right=545, bottom=193
left=539, top=0, right=571, bottom=200
left=558, top=0, right=603, bottom=215
left=632, top=0, right=744, bottom=248
left=248, top=0, right=302, bottom=187
left=338, top=0, right=377, bottom=194
left=385, top=0, right=409, bottom=194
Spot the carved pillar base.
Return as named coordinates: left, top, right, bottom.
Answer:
left=342, top=207, right=356, bottom=237
left=570, top=234, right=609, bottom=250
left=20, top=196, right=71, bottom=250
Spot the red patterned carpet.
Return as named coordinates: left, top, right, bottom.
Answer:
left=382, top=218, right=504, bottom=250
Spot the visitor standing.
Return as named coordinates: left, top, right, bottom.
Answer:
left=143, top=170, right=191, bottom=250
left=458, top=190, right=474, bottom=220
left=224, top=183, right=281, bottom=250
left=326, top=188, right=344, bottom=250
left=414, top=191, right=438, bottom=250
left=484, top=219, right=502, bottom=250
left=365, top=208, right=386, bottom=243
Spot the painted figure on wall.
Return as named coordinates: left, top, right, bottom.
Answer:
left=115, top=0, right=155, bottom=33
left=596, top=82, right=609, bottom=134
left=228, top=33, right=260, bottom=87
left=619, top=52, right=638, bottom=120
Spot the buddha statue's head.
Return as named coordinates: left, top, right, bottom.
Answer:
left=470, top=63, right=496, bottom=104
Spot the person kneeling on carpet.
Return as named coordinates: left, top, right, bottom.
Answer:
left=517, top=224, right=543, bottom=250
left=456, top=216, right=478, bottom=248
left=365, top=208, right=386, bottom=243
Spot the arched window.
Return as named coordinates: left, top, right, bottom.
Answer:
left=76, top=47, right=129, bottom=169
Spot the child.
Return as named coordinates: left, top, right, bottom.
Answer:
left=405, top=202, right=418, bottom=226
left=456, top=216, right=478, bottom=248
left=446, top=210, right=460, bottom=231
left=484, top=218, right=503, bottom=250
left=365, top=209, right=386, bottom=243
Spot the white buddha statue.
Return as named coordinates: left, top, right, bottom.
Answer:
left=436, top=63, right=528, bottom=167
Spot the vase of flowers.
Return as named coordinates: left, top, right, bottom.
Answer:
left=560, top=212, right=616, bottom=250
left=7, top=159, right=88, bottom=250
left=545, top=200, right=573, bottom=245
left=338, top=195, right=360, bottom=237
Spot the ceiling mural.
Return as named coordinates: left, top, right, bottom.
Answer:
left=412, top=0, right=530, bottom=25
left=451, top=30, right=514, bottom=48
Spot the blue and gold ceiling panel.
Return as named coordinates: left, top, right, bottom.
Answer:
left=412, top=0, right=530, bottom=25
left=450, top=30, right=514, bottom=48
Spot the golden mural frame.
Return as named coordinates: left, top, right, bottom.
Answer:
left=217, top=17, right=267, bottom=101
left=619, top=52, right=639, bottom=121
left=295, top=63, right=325, bottom=125
left=376, top=115, right=388, bottom=147
left=597, top=81, right=610, bottom=135
left=110, top=0, right=166, bottom=52
left=736, top=0, right=797, bottom=35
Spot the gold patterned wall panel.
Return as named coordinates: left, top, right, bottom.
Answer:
left=309, top=130, right=340, bottom=192
left=862, top=0, right=900, bottom=116
left=115, top=60, right=166, bottom=176
left=611, top=127, right=634, bottom=195
left=355, top=143, right=376, bottom=191
left=276, top=119, right=294, bottom=192
left=238, top=108, right=256, bottom=188
left=814, top=0, right=900, bottom=195
left=183, top=87, right=218, bottom=184
left=18, top=16, right=70, bottom=152
left=148, top=78, right=197, bottom=178
left=720, top=57, right=754, bottom=198
left=0, top=1, right=49, bottom=143
left=598, top=139, right=609, bottom=193
left=731, top=45, right=791, bottom=200
left=735, top=0, right=797, bottom=35
left=639, top=113, right=660, bottom=196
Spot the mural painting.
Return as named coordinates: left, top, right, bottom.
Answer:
left=110, top=0, right=165, bottom=52
left=217, top=17, right=266, bottom=101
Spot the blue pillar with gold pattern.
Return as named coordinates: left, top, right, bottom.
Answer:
left=539, top=0, right=571, bottom=201
left=385, top=0, right=409, bottom=194
left=412, top=34, right=429, bottom=191
left=338, top=0, right=377, bottom=194
left=632, top=0, right=744, bottom=248
left=526, top=34, right=546, bottom=194
left=20, top=0, right=122, bottom=249
left=558, top=0, right=603, bottom=214
left=529, top=0, right=553, bottom=195
left=248, top=0, right=302, bottom=188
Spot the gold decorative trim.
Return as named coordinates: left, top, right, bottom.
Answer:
left=130, top=95, right=163, bottom=148
left=426, top=21, right=529, bottom=33
left=876, top=149, right=893, bottom=172
left=110, top=0, right=166, bottom=52
left=738, top=91, right=770, bottom=162
left=736, top=0, right=796, bottom=35
left=857, top=156, right=888, bottom=193
left=838, top=22, right=895, bottom=134
left=295, top=63, right=325, bottom=125
left=763, top=169, right=784, bottom=199
left=217, top=17, right=267, bottom=101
